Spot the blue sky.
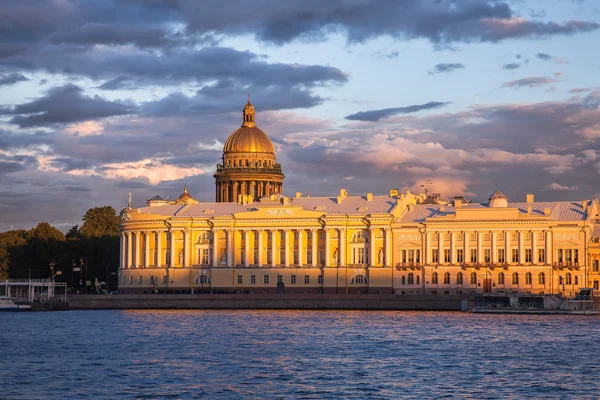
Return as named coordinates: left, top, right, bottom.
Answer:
left=0, top=0, right=599, bottom=231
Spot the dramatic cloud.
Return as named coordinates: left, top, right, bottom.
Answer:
left=1, top=84, right=136, bottom=127
left=501, top=76, right=558, bottom=89
left=345, top=102, right=451, bottom=122
left=503, top=63, right=521, bottom=70
left=0, top=73, right=28, bottom=86
left=547, top=182, right=579, bottom=191
left=536, top=52, right=553, bottom=60
left=429, top=63, right=465, bottom=74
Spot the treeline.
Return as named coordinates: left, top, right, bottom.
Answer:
left=0, top=206, right=120, bottom=289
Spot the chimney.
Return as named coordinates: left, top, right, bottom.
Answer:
left=454, top=197, right=463, bottom=207
left=582, top=200, right=588, bottom=209
left=340, top=188, right=348, bottom=199
left=526, top=194, right=534, bottom=203
left=367, top=193, right=373, bottom=201
left=527, top=205, right=532, bottom=215
left=544, top=207, right=551, bottom=216
left=390, top=189, right=399, bottom=198
left=296, top=192, right=302, bottom=198
left=440, top=205, right=445, bottom=212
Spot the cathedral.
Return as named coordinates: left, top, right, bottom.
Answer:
left=118, top=99, right=600, bottom=296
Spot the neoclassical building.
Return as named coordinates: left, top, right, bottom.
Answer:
left=118, top=100, right=600, bottom=296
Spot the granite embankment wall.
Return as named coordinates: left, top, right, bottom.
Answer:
left=66, top=294, right=468, bottom=311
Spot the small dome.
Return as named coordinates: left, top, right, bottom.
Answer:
left=176, top=184, right=193, bottom=204
left=489, top=190, right=508, bottom=208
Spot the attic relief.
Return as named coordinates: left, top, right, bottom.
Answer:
left=555, top=233, right=580, bottom=241
left=399, top=234, right=420, bottom=241
left=266, top=209, right=294, bottom=216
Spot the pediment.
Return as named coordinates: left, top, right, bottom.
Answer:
left=553, top=240, right=581, bottom=247
left=397, top=241, right=421, bottom=248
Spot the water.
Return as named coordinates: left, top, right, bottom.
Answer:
left=1, top=311, right=599, bottom=399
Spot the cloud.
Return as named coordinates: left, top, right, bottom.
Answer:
left=1, top=84, right=136, bottom=127
left=502, top=63, right=520, bottom=70
left=570, top=88, right=592, bottom=93
left=536, top=52, right=553, bottom=61
left=547, top=182, right=578, bottom=191
left=345, top=102, right=451, bottom=122
left=501, top=76, right=558, bottom=89
left=0, top=73, right=29, bottom=86
left=429, top=63, right=465, bottom=74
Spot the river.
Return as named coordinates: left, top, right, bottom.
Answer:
left=2, top=310, right=599, bottom=399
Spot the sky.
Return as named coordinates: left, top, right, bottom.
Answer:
left=1, top=0, right=599, bottom=232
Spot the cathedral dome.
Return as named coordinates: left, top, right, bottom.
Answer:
left=223, top=96, right=274, bottom=154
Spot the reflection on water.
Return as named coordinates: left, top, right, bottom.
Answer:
left=2, top=310, right=600, bottom=399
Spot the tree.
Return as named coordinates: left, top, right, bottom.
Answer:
left=66, top=224, right=81, bottom=239
left=0, top=230, right=28, bottom=280
left=80, top=206, right=120, bottom=238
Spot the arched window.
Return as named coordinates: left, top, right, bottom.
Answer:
left=408, top=272, right=414, bottom=285
left=456, top=272, right=463, bottom=284
left=197, top=231, right=212, bottom=244
left=352, top=230, right=369, bottom=243
left=525, top=272, right=532, bottom=285
left=470, top=272, right=477, bottom=285
left=538, top=272, right=545, bottom=285
left=196, top=275, right=211, bottom=284
left=498, top=272, right=505, bottom=285
left=444, top=272, right=450, bottom=284
left=512, top=272, right=519, bottom=285
left=351, top=275, right=367, bottom=284
left=565, top=273, right=572, bottom=285
left=432, top=272, right=438, bottom=284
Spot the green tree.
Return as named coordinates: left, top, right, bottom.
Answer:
left=80, top=206, right=120, bottom=238
left=0, top=230, right=28, bottom=280
left=66, top=224, right=81, bottom=239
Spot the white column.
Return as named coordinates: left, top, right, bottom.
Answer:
left=144, top=231, right=150, bottom=268
left=505, top=231, right=510, bottom=264
left=212, top=229, right=219, bottom=267
left=384, top=228, right=391, bottom=267
left=339, top=228, right=346, bottom=267
left=134, top=232, right=140, bottom=268
left=325, top=228, right=331, bottom=266
left=257, top=230, right=263, bottom=267
left=297, top=229, right=303, bottom=266
left=477, top=232, right=483, bottom=264
left=271, top=230, right=277, bottom=266
left=227, top=229, right=233, bottom=267
left=425, top=232, right=431, bottom=264
left=518, top=231, right=524, bottom=264
left=370, top=228, right=376, bottom=266
left=119, top=233, right=124, bottom=268
left=546, top=230, right=552, bottom=265
left=491, top=231, right=497, bottom=263
left=284, top=230, right=290, bottom=267
left=438, top=231, right=443, bottom=264
left=531, top=230, right=537, bottom=265
left=156, top=231, right=162, bottom=268
left=183, top=229, right=190, bottom=267
left=463, top=232, right=469, bottom=264
left=450, top=232, right=456, bottom=264
left=311, top=229, right=318, bottom=267
left=169, top=230, right=176, bottom=268
left=244, top=230, right=250, bottom=267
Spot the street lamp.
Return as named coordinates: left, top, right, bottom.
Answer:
left=49, top=261, right=55, bottom=282
left=80, top=257, right=88, bottom=291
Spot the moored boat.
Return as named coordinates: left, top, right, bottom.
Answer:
left=0, top=297, right=31, bottom=311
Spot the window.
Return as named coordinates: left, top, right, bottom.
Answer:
left=198, top=248, right=209, bottom=265
left=511, top=233, right=518, bottom=241
left=129, top=276, right=133, bottom=285
left=307, top=251, right=312, bottom=265
left=525, top=272, right=532, bottom=285
left=484, top=233, right=491, bottom=241
left=457, top=235, right=463, bottom=242
left=574, top=249, right=579, bottom=263
left=525, top=232, right=532, bottom=241
left=237, top=275, right=242, bottom=285
left=251, top=275, right=256, bottom=284
left=512, top=272, right=519, bottom=285
left=498, top=272, right=505, bottom=285
left=525, top=249, right=532, bottom=263
left=484, top=249, right=491, bottom=263
left=538, top=249, right=545, bottom=263
left=575, top=276, right=579, bottom=285
left=498, top=249, right=505, bottom=263
left=304, top=275, right=310, bottom=284
left=432, top=272, right=438, bottom=284
left=470, top=249, right=477, bottom=263
left=277, top=275, right=282, bottom=284
left=353, top=248, right=366, bottom=264
left=432, top=249, right=438, bottom=263
left=291, top=275, right=296, bottom=284
left=197, top=275, right=210, bottom=284
left=470, top=272, right=477, bottom=285
left=408, top=272, right=414, bottom=285
left=538, top=272, right=545, bottom=285
left=444, top=272, right=450, bottom=284
left=307, top=231, right=312, bottom=240
left=594, top=260, right=599, bottom=272
left=197, top=231, right=212, bottom=244
left=538, top=232, right=545, bottom=241
left=352, top=230, right=369, bottom=243
left=559, top=276, right=564, bottom=285
left=351, top=275, right=367, bottom=284
left=512, top=249, right=519, bottom=263
left=594, top=280, right=599, bottom=290
left=457, top=249, right=463, bottom=263
left=318, top=275, right=323, bottom=284
left=565, top=273, right=572, bottom=285
left=470, top=233, right=477, bottom=241
left=444, top=249, right=450, bottom=263
left=457, top=272, right=463, bottom=284
left=416, top=276, right=420, bottom=285
left=264, top=275, right=270, bottom=284
left=138, top=276, right=142, bottom=285
left=162, top=276, right=168, bottom=284
left=402, top=276, right=406, bottom=285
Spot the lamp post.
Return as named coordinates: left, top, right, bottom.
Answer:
left=49, top=261, right=55, bottom=282
left=80, top=257, right=88, bottom=292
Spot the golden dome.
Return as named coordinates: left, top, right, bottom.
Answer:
left=176, top=184, right=193, bottom=204
left=223, top=97, right=275, bottom=153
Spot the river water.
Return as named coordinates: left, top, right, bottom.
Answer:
left=1, top=310, right=599, bottom=399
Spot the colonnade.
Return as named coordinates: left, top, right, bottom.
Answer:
left=216, top=180, right=282, bottom=202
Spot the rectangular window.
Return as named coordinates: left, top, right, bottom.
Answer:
left=538, top=232, right=544, bottom=241
left=512, top=233, right=518, bottom=241
left=498, top=234, right=504, bottom=242
left=264, top=275, right=269, bottom=284
left=525, top=249, right=532, bottom=263
left=470, top=233, right=477, bottom=241
left=574, top=249, right=579, bottom=263
left=484, top=249, right=491, bottom=263
left=538, top=249, right=545, bottom=263
left=457, top=249, right=463, bottom=263
left=498, top=249, right=505, bottom=263
left=470, top=249, right=477, bottom=263
left=318, top=275, right=323, bottom=284
left=457, top=235, right=463, bottom=242
left=575, top=276, right=579, bottom=285
left=162, top=276, right=168, bottom=284
left=512, top=249, right=519, bottom=263
left=307, top=251, right=312, bottom=264
left=432, top=249, right=438, bottom=263
left=484, top=234, right=491, bottom=241
left=304, top=275, right=310, bottom=284
left=251, top=275, right=256, bottom=284
left=444, top=249, right=450, bottom=263
left=277, top=275, right=282, bottom=284
left=237, top=275, right=242, bottom=285
left=291, top=275, right=296, bottom=284
left=593, top=260, right=599, bottom=272
left=525, top=232, right=532, bottom=241
left=129, top=276, right=133, bottom=285
left=594, top=280, right=599, bottom=290
left=138, top=276, right=142, bottom=285
left=354, top=248, right=365, bottom=264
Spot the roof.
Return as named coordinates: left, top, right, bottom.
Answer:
left=489, top=190, right=507, bottom=200
left=399, top=201, right=590, bottom=223
left=147, top=195, right=164, bottom=201
left=223, top=126, right=274, bottom=154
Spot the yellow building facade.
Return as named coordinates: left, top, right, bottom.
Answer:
left=118, top=101, right=600, bottom=296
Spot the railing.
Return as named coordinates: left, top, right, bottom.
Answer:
left=553, top=262, right=580, bottom=269
left=215, top=164, right=283, bottom=174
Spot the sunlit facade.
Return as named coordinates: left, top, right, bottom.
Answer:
left=118, top=101, right=600, bottom=296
